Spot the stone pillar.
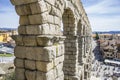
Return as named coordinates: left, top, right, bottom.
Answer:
left=78, top=36, right=83, bottom=65
left=82, top=25, right=86, bottom=58
left=77, top=21, right=83, bottom=65
left=83, top=26, right=92, bottom=80
left=11, top=0, right=65, bottom=80
left=85, top=25, right=87, bottom=55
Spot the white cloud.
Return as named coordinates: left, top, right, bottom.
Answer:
left=83, top=0, right=120, bottom=31
left=89, top=15, right=120, bottom=31
left=86, top=0, right=120, bottom=14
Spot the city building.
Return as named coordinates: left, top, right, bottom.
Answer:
left=0, top=30, right=17, bottom=42
left=93, top=33, right=120, bottom=40
left=100, top=39, right=120, bottom=59
left=0, top=33, right=9, bottom=42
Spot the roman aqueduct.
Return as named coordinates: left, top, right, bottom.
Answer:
left=11, top=0, right=92, bottom=80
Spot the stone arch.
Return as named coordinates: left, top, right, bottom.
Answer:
left=62, top=8, right=79, bottom=79
left=62, top=9, right=76, bottom=36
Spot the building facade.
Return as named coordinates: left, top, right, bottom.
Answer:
left=100, top=40, right=120, bottom=60
left=0, top=33, right=9, bottom=42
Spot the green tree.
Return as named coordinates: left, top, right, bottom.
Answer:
left=95, top=32, right=99, bottom=40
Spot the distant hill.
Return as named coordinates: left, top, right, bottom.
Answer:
left=0, top=28, right=17, bottom=31
left=93, top=31, right=120, bottom=34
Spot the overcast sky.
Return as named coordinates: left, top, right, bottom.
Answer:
left=0, top=0, right=120, bottom=31
left=81, top=0, right=120, bottom=31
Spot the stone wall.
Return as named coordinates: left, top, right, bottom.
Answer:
left=10, top=0, right=92, bottom=80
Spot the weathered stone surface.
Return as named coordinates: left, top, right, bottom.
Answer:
left=25, top=70, right=36, bottom=80
left=23, top=36, right=37, bottom=46
left=36, top=35, right=53, bottom=46
left=47, top=15, right=54, bottom=24
left=36, top=71, right=45, bottom=80
left=54, top=55, right=64, bottom=66
left=10, top=0, right=38, bottom=5
left=18, top=26, right=26, bottom=34
left=34, top=46, right=56, bottom=61
left=37, top=35, right=64, bottom=46
left=26, top=24, right=50, bottom=35
left=26, top=25, right=40, bottom=35
left=19, top=16, right=29, bottom=26
left=55, top=44, right=64, bottom=57
left=45, top=0, right=55, bottom=6
left=48, top=24, right=61, bottom=35
left=41, top=24, right=51, bottom=34
left=14, top=46, right=26, bottom=58
left=54, top=16, right=61, bottom=26
left=36, top=61, right=54, bottom=72
left=14, top=46, right=56, bottom=61
left=15, top=5, right=31, bottom=15
left=56, top=75, right=64, bottom=80
left=19, top=20, right=61, bottom=35
left=56, top=63, right=63, bottom=77
left=29, top=13, right=48, bottom=25
left=46, top=3, right=52, bottom=13
left=46, top=69, right=55, bottom=80
left=14, top=58, right=24, bottom=68
left=49, top=6, right=62, bottom=18
left=15, top=68, right=25, bottom=80
left=12, top=35, right=23, bottom=46
left=30, top=1, right=48, bottom=14
left=25, top=60, right=36, bottom=70
left=36, top=70, right=56, bottom=80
